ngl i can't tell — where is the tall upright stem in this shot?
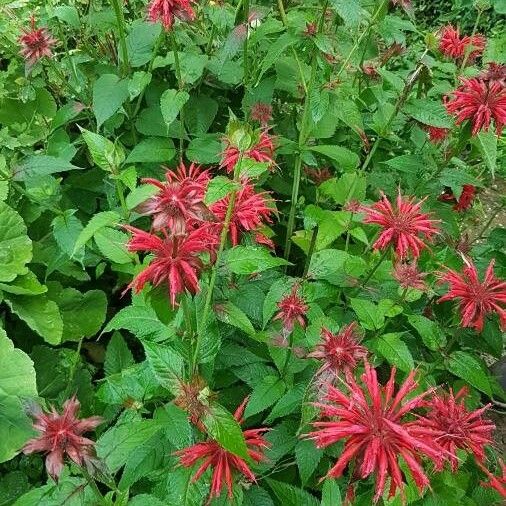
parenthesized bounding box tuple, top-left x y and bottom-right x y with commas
(110, 0, 129, 76)
(243, 0, 250, 85)
(171, 31, 185, 160)
(458, 9, 482, 76)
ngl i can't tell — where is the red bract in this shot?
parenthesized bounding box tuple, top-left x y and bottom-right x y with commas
(273, 283, 308, 331)
(23, 396, 102, 480)
(438, 258, 506, 332)
(210, 180, 274, 246)
(481, 62, 506, 87)
(19, 16, 57, 64)
(410, 387, 494, 471)
(147, 0, 195, 30)
(220, 130, 275, 174)
(307, 323, 368, 381)
(306, 362, 441, 503)
(175, 398, 270, 500)
(392, 261, 428, 291)
(445, 78, 506, 136)
(426, 126, 450, 143)
(138, 162, 212, 234)
(453, 184, 476, 212)
(124, 225, 218, 306)
(439, 25, 485, 61)
(250, 103, 272, 125)
(480, 460, 506, 498)
(361, 190, 439, 259)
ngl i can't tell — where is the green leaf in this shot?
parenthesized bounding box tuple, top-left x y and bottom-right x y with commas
(321, 480, 342, 506)
(179, 53, 209, 84)
(407, 314, 446, 351)
(202, 403, 249, 460)
(51, 101, 84, 130)
(104, 333, 134, 376)
(128, 495, 166, 506)
(447, 351, 492, 396)
(128, 71, 152, 100)
(319, 172, 366, 205)
(126, 184, 159, 210)
(204, 176, 239, 205)
(126, 20, 161, 67)
(0, 271, 46, 296)
(295, 439, 323, 485)
(143, 341, 184, 394)
(13, 155, 83, 181)
(80, 128, 125, 172)
(215, 302, 256, 336)
(309, 145, 359, 171)
(266, 383, 305, 424)
(93, 74, 129, 128)
(330, 0, 364, 26)
(223, 246, 289, 275)
(52, 210, 84, 258)
(94, 228, 133, 264)
(262, 277, 295, 328)
(185, 95, 218, 134)
(0, 202, 32, 283)
(104, 304, 170, 341)
(4, 294, 63, 345)
(350, 298, 385, 330)
(439, 168, 482, 199)
(369, 333, 414, 372)
(72, 211, 121, 255)
(187, 135, 221, 164)
(244, 376, 286, 418)
(160, 89, 190, 128)
(473, 130, 497, 177)
(266, 479, 319, 506)
(257, 32, 298, 83)
(53, 6, 80, 27)
(403, 99, 452, 128)
(126, 137, 176, 163)
(309, 250, 367, 286)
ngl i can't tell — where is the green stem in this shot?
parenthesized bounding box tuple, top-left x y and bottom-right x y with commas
(64, 337, 84, 398)
(303, 226, 318, 277)
(470, 204, 503, 245)
(360, 248, 389, 289)
(277, 0, 288, 25)
(243, 0, 250, 85)
(81, 466, 105, 505)
(171, 31, 185, 160)
(45, 58, 83, 100)
(281, 330, 295, 377)
(110, 0, 129, 76)
(457, 9, 482, 76)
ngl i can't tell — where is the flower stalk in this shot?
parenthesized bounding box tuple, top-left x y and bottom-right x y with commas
(110, 0, 129, 76)
(171, 30, 185, 160)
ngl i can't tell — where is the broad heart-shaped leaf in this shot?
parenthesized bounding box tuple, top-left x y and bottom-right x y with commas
(160, 89, 190, 128)
(4, 294, 63, 345)
(202, 403, 249, 460)
(308, 145, 359, 171)
(72, 211, 121, 255)
(126, 19, 161, 67)
(12, 155, 83, 181)
(407, 314, 447, 351)
(223, 246, 290, 275)
(0, 202, 32, 283)
(447, 351, 492, 396)
(143, 341, 184, 395)
(368, 333, 414, 372)
(244, 376, 286, 418)
(473, 130, 497, 178)
(321, 480, 342, 506)
(104, 332, 134, 376)
(92, 74, 129, 128)
(126, 137, 176, 163)
(403, 98, 452, 128)
(266, 478, 319, 506)
(80, 128, 125, 172)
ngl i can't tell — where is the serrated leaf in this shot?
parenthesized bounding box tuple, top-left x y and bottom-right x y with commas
(126, 184, 159, 210)
(350, 298, 385, 330)
(80, 128, 125, 172)
(12, 155, 83, 181)
(52, 210, 84, 259)
(407, 314, 446, 351)
(266, 479, 319, 506)
(257, 32, 298, 83)
(319, 172, 366, 205)
(126, 137, 176, 163)
(369, 333, 414, 372)
(94, 227, 133, 264)
(330, 0, 364, 26)
(266, 383, 305, 423)
(72, 211, 120, 255)
(244, 376, 286, 418)
(321, 480, 342, 506)
(447, 351, 492, 396)
(474, 130, 497, 177)
(0, 271, 46, 296)
(309, 145, 359, 171)
(126, 20, 161, 67)
(403, 99, 452, 128)
(93, 74, 129, 128)
(223, 246, 289, 275)
(105, 332, 134, 376)
(309, 250, 367, 285)
(295, 439, 323, 485)
(160, 89, 190, 128)
(216, 302, 255, 336)
(204, 176, 239, 205)
(143, 341, 184, 394)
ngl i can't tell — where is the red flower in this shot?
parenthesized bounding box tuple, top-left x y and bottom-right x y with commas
(481, 62, 506, 87)
(147, 0, 195, 30)
(410, 387, 494, 471)
(453, 184, 476, 212)
(445, 78, 506, 136)
(307, 323, 368, 381)
(250, 103, 272, 126)
(220, 130, 275, 174)
(361, 190, 439, 259)
(124, 225, 218, 306)
(438, 258, 506, 332)
(19, 16, 57, 64)
(480, 460, 506, 498)
(392, 261, 428, 291)
(23, 396, 102, 480)
(426, 126, 450, 143)
(138, 162, 212, 235)
(175, 398, 270, 500)
(439, 25, 485, 61)
(273, 283, 308, 331)
(210, 180, 274, 246)
(306, 362, 441, 503)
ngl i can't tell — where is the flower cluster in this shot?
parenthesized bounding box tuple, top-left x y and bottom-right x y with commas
(19, 15, 57, 64)
(147, 0, 196, 31)
(439, 25, 485, 62)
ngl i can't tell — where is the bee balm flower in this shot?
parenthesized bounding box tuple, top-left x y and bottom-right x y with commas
(19, 16, 57, 64)
(147, 0, 195, 30)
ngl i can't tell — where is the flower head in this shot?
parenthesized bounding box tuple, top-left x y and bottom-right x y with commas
(426, 126, 450, 144)
(147, 0, 195, 30)
(220, 130, 275, 174)
(23, 396, 102, 480)
(124, 225, 218, 306)
(210, 180, 274, 246)
(306, 362, 441, 503)
(250, 103, 272, 126)
(360, 190, 439, 259)
(273, 283, 308, 331)
(304, 166, 333, 185)
(138, 162, 213, 235)
(176, 398, 270, 500)
(480, 460, 506, 498)
(307, 323, 368, 381)
(410, 387, 494, 471)
(438, 257, 506, 332)
(439, 25, 485, 61)
(19, 16, 57, 64)
(480, 62, 506, 87)
(392, 261, 428, 291)
(454, 184, 476, 212)
(174, 376, 214, 431)
(445, 78, 506, 136)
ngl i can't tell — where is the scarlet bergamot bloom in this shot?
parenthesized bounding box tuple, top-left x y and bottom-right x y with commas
(19, 15, 57, 64)
(273, 283, 308, 332)
(147, 0, 195, 31)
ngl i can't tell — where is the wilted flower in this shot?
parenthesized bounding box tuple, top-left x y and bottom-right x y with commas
(379, 43, 405, 65)
(147, 0, 195, 30)
(304, 166, 333, 185)
(391, 0, 413, 13)
(438, 257, 506, 331)
(174, 376, 214, 431)
(175, 397, 270, 500)
(343, 200, 361, 213)
(19, 16, 57, 64)
(23, 397, 102, 480)
(445, 78, 506, 136)
(306, 362, 442, 503)
(307, 323, 368, 381)
(124, 225, 218, 306)
(480, 62, 506, 87)
(360, 190, 439, 259)
(211, 180, 274, 246)
(273, 283, 308, 331)
(426, 126, 450, 143)
(138, 163, 213, 235)
(410, 387, 494, 471)
(479, 460, 506, 498)
(392, 261, 428, 291)
(250, 103, 272, 125)
(303, 22, 317, 37)
(362, 63, 379, 79)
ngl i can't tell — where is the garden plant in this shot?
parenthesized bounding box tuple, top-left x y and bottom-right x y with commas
(0, 0, 505, 504)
